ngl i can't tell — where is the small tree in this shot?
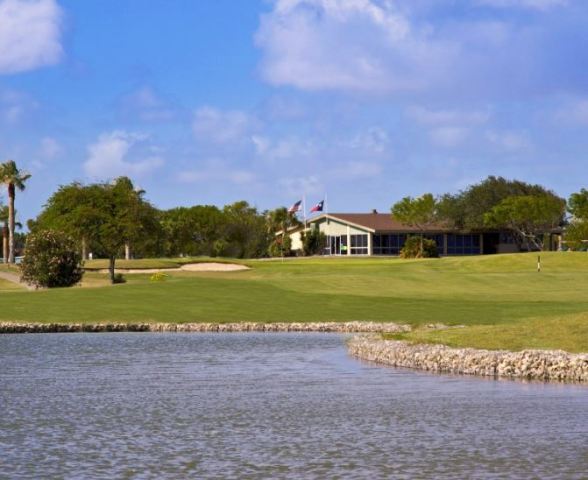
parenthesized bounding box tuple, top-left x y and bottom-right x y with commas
(0, 160, 31, 263)
(568, 188, 588, 221)
(302, 228, 326, 256)
(269, 234, 292, 257)
(21, 230, 84, 288)
(484, 194, 565, 251)
(267, 207, 301, 258)
(400, 236, 439, 258)
(565, 221, 588, 250)
(391, 193, 438, 256)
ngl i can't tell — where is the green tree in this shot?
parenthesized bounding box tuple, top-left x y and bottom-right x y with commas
(391, 193, 438, 256)
(111, 177, 161, 260)
(302, 227, 326, 256)
(564, 221, 588, 250)
(267, 207, 301, 258)
(438, 176, 560, 230)
(0, 160, 31, 263)
(33, 182, 104, 260)
(160, 205, 225, 256)
(568, 188, 588, 220)
(33, 178, 159, 283)
(484, 194, 565, 250)
(97, 178, 160, 282)
(222, 201, 270, 258)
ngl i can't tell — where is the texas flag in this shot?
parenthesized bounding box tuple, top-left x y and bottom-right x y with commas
(288, 200, 302, 213)
(310, 200, 324, 213)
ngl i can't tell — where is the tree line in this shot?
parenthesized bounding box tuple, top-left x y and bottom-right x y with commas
(3, 157, 588, 276)
(392, 176, 587, 256)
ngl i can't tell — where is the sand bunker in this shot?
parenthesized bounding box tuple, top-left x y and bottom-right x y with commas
(97, 262, 249, 274)
(179, 263, 249, 272)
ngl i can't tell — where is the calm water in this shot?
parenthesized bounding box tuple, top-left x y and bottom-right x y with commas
(0, 333, 587, 479)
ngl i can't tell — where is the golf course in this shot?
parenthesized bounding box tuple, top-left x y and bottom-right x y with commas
(1, 251, 587, 353)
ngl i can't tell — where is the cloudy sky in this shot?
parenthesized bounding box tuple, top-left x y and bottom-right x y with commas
(2, 0, 588, 221)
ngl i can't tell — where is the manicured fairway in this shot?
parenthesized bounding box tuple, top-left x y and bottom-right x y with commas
(1, 252, 587, 351)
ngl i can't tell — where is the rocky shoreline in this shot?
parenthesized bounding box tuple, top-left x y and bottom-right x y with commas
(348, 335, 588, 383)
(4, 322, 586, 383)
(0, 321, 411, 335)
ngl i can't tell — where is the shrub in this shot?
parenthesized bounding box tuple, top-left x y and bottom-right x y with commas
(564, 221, 588, 251)
(268, 235, 292, 257)
(400, 236, 439, 259)
(113, 273, 127, 284)
(302, 228, 327, 256)
(150, 272, 169, 282)
(20, 230, 84, 288)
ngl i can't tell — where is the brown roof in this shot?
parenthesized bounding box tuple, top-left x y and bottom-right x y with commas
(313, 213, 450, 233)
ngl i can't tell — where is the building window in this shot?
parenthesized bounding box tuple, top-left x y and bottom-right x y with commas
(373, 234, 407, 255)
(446, 234, 481, 255)
(350, 234, 368, 255)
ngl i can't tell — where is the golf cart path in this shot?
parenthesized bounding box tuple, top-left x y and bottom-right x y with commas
(0, 270, 35, 290)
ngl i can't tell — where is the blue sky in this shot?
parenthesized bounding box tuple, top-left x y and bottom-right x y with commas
(2, 0, 588, 222)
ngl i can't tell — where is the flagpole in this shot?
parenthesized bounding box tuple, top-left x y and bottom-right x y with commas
(303, 194, 307, 229)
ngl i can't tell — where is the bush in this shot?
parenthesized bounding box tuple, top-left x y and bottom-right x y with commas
(150, 272, 169, 282)
(564, 221, 588, 251)
(302, 228, 327, 256)
(113, 273, 127, 284)
(268, 235, 292, 257)
(21, 230, 84, 288)
(400, 236, 439, 259)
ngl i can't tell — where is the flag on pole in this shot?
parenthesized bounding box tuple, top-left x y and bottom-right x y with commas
(310, 200, 324, 213)
(288, 200, 302, 213)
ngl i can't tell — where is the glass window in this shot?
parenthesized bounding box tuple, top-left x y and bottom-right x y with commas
(350, 234, 368, 255)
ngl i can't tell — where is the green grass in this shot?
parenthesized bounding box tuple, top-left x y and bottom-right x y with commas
(385, 313, 588, 353)
(0, 278, 23, 292)
(1, 252, 587, 352)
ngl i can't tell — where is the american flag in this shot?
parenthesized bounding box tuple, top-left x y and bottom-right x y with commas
(288, 200, 302, 213)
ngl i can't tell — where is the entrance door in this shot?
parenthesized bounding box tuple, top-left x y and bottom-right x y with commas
(329, 236, 347, 255)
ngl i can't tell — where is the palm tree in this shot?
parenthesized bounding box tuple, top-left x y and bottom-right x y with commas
(0, 205, 8, 264)
(267, 207, 301, 257)
(0, 161, 31, 263)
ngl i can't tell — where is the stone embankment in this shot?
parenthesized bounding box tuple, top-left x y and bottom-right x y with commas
(0, 321, 410, 335)
(348, 336, 588, 383)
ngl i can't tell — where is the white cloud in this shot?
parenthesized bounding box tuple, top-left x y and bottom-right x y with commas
(278, 175, 323, 196)
(84, 131, 164, 179)
(252, 135, 315, 163)
(406, 106, 490, 126)
(118, 86, 178, 122)
(0, 89, 39, 124)
(0, 0, 64, 74)
(347, 127, 390, 154)
(429, 127, 469, 147)
(476, 0, 567, 10)
(333, 160, 383, 179)
(177, 159, 256, 185)
(193, 107, 261, 144)
(40, 136, 62, 159)
(486, 130, 531, 151)
(255, 0, 456, 93)
(556, 99, 588, 125)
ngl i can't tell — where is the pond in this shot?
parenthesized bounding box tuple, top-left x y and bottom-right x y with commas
(1, 333, 586, 479)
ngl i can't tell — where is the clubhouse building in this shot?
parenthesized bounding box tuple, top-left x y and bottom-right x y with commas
(288, 211, 560, 256)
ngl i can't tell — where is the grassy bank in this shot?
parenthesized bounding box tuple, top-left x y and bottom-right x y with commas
(0, 252, 587, 352)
